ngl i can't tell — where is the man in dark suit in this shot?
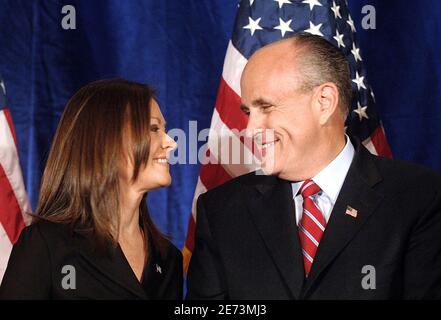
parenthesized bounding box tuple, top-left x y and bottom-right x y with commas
(186, 34, 441, 299)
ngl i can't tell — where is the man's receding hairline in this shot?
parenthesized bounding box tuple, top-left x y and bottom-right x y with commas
(251, 37, 309, 71)
(242, 37, 312, 92)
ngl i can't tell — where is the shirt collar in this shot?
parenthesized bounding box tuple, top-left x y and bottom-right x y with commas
(291, 135, 355, 204)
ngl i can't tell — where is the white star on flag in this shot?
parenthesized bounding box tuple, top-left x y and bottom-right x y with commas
(274, 18, 294, 37)
(333, 29, 345, 48)
(274, 0, 292, 8)
(347, 14, 356, 32)
(353, 102, 369, 121)
(352, 71, 367, 90)
(249, 0, 255, 6)
(304, 21, 323, 36)
(243, 17, 263, 36)
(302, 0, 322, 11)
(0, 80, 5, 94)
(351, 43, 363, 62)
(331, 1, 342, 19)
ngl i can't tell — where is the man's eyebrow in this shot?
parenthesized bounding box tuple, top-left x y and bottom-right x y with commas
(240, 98, 275, 113)
(240, 104, 249, 112)
(252, 97, 274, 107)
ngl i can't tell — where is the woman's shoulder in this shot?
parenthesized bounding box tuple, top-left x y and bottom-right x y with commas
(165, 239, 182, 259)
(7, 219, 73, 270)
(153, 236, 182, 263)
(20, 218, 73, 243)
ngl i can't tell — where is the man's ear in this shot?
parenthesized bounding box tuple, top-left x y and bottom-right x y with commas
(313, 82, 339, 125)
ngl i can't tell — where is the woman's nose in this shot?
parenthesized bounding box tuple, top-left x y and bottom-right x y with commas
(164, 133, 177, 151)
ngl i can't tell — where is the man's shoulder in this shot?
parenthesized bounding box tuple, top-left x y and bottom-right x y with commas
(352, 137, 441, 188)
(366, 153, 441, 204)
(373, 155, 441, 186)
(199, 171, 276, 202)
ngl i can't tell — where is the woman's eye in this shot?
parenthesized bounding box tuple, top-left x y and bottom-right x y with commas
(150, 125, 160, 132)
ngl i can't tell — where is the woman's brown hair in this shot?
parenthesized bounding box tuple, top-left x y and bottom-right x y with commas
(35, 78, 167, 256)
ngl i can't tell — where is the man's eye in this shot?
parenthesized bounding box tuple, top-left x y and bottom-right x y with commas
(261, 105, 272, 112)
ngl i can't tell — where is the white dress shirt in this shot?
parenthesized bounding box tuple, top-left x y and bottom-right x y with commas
(291, 135, 355, 226)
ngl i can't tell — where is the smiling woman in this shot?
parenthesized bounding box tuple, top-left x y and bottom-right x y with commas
(0, 78, 182, 300)
(119, 99, 177, 193)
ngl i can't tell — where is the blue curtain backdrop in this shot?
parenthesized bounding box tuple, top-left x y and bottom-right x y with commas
(1, 0, 440, 249)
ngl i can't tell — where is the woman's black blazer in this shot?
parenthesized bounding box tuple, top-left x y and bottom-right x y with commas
(0, 220, 183, 300)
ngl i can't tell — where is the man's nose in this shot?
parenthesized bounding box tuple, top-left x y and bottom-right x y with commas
(245, 112, 264, 138)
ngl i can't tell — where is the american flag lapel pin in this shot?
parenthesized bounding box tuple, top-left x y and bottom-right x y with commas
(155, 263, 162, 274)
(345, 205, 358, 218)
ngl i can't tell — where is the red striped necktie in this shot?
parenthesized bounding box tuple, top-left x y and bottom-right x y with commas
(298, 179, 327, 277)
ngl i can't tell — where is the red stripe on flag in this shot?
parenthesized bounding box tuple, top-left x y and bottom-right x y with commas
(0, 164, 26, 244)
(371, 125, 393, 158)
(215, 79, 247, 131)
(184, 79, 259, 261)
(184, 160, 233, 252)
(3, 108, 18, 147)
(199, 159, 233, 191)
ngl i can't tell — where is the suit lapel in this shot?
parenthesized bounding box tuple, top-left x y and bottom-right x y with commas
(72, 231, 148, 299)
(245, 174, 305, 299)
(301, 142, 384, 298)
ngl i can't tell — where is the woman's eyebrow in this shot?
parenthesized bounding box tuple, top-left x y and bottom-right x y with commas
(151, 116, 166, 126)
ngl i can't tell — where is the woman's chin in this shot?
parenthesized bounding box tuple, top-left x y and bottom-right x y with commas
(161, 177, 172, 188)
(136, 171, 173, 192)
(149, 176, 172, 191)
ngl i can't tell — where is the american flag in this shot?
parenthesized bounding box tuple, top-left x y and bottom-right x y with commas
(0, 76, 32, 283)
(183, 0, 392, 271)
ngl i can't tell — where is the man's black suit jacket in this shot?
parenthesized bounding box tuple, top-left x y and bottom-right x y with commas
(0, 220, 183, 299)
(187, 140, 441, 299)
